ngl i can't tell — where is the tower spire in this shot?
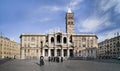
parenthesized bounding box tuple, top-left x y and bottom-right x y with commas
(67, 8, 72, 13)
(66, 8, 74, 34)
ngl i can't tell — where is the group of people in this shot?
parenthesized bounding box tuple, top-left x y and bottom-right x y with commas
(39, 56, 64, 66)
(48, 56, 64, 63)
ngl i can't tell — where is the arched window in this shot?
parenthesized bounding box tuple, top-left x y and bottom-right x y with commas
(68, 22, 70, 24)
(71, 22, 73, 24)
(51, 37, 54, 43)
(63, 37, 67, 43)
(57, 35, 61, 43)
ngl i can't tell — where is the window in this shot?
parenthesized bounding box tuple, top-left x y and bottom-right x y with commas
(68, 22, 70, 24)
(25, 49, 26, 52)
(24, 44, 26, 47)
(83, 44, 86, 47)
(116, 41, 120, 47)
(45, 49, 48, 56)
(31, 37, 35, 41)
(51, 37, 54, 43)
(91, 50, 93, 54)
(36, 49, 38, 53)
(28, 49, 29, 52)
(71, 22, 73, 24)
(24, 37, 26, 41)
(57, 35, 61, 43)
(82, 37, 86, 42)
(63, 37, 67, 43)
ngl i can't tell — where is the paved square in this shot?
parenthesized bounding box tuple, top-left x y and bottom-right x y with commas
(0, 59, 120, 71)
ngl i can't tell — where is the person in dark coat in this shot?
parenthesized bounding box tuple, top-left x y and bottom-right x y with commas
(51, 56, 53, 62)
(40, 56, 44, 66)
(53, 57, 56, 62)
(61, 57, 63, 62)
(56, 56, 59, 63)
(48, 56, 51, 62)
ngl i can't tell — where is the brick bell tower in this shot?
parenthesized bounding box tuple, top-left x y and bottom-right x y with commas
(66, 8, 74, 34)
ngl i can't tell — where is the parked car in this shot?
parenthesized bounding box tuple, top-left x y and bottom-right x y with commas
(117, 57, 120, 60)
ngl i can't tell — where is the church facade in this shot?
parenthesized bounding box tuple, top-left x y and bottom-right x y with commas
(20, 9, 98, 59)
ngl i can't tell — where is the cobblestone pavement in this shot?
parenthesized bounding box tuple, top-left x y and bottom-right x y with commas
(0, 59, 120, 71)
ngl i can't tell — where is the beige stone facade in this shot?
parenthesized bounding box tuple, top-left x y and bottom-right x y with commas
(0, 36, 20, 59)
(20, 34, 46, 59)
(72, 34, 98, 58)
(98, 36, 120, 59)
(20, 9, 98, 59)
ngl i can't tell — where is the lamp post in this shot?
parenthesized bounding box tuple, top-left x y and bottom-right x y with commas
(41, 41, 42, 56)
(73, 42, 75, 57)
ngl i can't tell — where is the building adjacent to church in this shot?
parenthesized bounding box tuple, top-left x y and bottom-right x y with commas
(0, 36, 20, 59)
(98, 35, 120, 59)
(20, 9, 98, 59)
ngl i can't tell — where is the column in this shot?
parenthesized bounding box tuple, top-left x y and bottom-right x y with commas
(61, 49, 63, 57)
(61, 36, 63, 45)
(21, 49, 25, 59)
(38, 49, 40, 59)
(67, 49, 69, 57)
(42, 49, 45, 56)
(86, 37, 88, 47)
(55, 35, 57, 45)
(54, 48, 57, 56)
(48, 48, 51, 56)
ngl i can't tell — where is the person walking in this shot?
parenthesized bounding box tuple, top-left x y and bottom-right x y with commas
(48, 56, 51, 62)
(61, 57, 63, 62)
(40, 56, 44, 66)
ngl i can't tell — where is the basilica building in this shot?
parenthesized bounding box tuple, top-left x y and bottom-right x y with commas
(20, 9, 98, 59)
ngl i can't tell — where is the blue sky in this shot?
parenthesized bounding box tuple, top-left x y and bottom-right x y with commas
(0, 0, 120, 43)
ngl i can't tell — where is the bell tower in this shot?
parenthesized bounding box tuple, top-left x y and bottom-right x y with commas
(66, 8, 74, 34)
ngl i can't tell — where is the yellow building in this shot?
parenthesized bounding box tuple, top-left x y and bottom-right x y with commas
(0, 36, 20, 59)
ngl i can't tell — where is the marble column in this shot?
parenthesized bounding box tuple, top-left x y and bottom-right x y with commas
(42, 49, 45, 56)
(67, 49, 70, 57)
(48, 48, 51, 56)
(61, 49, 63, 57)
(54, 48, 57, 56)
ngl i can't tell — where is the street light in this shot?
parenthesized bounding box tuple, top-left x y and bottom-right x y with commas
(41, 41, 43, 56)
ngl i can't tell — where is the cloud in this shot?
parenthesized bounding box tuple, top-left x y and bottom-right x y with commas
(77, 13, 111, 33)
(42, 6, 64, 12)
(98, 28, 120, 42)
(39, 0, 83, 12)
(99, 0, 120, 13)
(69, 0, 83, 10)
(77, 0, 120, 34)
(70, 0, 83, 7)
